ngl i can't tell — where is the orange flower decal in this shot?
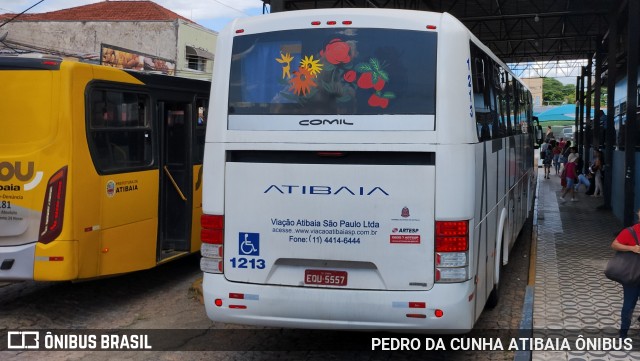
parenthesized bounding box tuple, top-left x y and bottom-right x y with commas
(289, 67, 317, 96)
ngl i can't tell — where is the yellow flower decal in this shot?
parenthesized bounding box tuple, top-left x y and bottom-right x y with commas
(300, 55, 323, 77)
(289, 67, 317, 96)
(276, 52, 294, 79)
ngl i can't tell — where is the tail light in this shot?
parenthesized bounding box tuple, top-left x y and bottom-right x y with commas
(38, 166, 68, 244)
(434, 220, 469, 283)
(201, 214, 224, 273)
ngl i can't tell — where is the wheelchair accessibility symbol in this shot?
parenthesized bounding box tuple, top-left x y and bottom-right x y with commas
(239, 232, 260, 256)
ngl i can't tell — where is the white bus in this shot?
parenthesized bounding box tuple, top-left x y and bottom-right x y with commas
(200, 8, 539, 331)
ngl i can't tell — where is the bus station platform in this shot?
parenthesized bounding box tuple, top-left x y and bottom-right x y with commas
(530, 168, 639, 360)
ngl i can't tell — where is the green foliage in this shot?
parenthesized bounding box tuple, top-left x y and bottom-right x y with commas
(543, 78, 576, 105)
(542, 77, 607, 107)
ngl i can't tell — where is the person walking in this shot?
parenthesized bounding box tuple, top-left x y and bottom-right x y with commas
(543, 140, 554, 179)
(560, 148, 578, 202)
(559, 140, 572, 171)
(552, 140, 562, 175)
(611, 210, 640, 338)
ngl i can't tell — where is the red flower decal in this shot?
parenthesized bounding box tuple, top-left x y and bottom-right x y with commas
(373, 78, 385, 91)
(343, 70, 356, 83)
(357, 72, 374, 89)
(368, 94, 389, 109)
(320, 38, 351, 65)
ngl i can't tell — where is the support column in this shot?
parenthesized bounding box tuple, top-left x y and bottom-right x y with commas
(594, 40, 603, 148)
(604, 1, 619, 210)
(585, 57, 593, 169)
(268, 0, 284, 13)
(578, 67, 585, 158)
(624, 0, 639, 226)
(575, 76, 581, 149)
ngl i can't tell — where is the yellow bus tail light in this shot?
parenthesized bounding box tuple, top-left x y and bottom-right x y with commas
(38, 166, 68, 245)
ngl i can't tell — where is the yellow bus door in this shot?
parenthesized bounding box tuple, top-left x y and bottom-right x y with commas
(158, 100, 193, 261)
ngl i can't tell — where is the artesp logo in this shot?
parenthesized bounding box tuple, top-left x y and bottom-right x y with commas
(7, 331, 40, 349)
(0, 161, 44, 191)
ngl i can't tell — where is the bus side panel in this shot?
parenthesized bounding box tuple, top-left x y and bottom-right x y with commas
(98, 170, 158, 275)
(70, 63, 101, 279)
(34, 241, 79, 280)
(99, 219, 157, 275)
(31, 63, 78, 281)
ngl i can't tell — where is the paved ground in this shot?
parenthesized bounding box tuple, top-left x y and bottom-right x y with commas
(532, 167, 640, 360)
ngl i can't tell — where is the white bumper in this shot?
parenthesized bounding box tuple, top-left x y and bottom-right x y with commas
(203, 273, 476, 332)
(0, 243, 35, 281)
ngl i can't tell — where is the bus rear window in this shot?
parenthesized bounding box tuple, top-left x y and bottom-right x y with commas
(229, 28, 436, 117)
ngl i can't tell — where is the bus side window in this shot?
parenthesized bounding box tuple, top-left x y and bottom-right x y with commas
(471, 45, 492, 141)
(194, 99, 208, 164)
(88, 89, 153, 173)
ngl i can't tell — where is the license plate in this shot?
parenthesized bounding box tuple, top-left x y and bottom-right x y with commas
(304, 269, 348, 286)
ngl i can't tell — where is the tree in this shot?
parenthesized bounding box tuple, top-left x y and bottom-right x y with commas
(543, 77, 576, 105)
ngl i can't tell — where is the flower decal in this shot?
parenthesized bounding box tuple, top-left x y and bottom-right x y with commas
(355, 58, 395, 109)
(300, 55, 323, 77)
(275, 38, 394, 109)
(320, 38, 351, 65)
(343, 70, 356, 83)
(289, 67, 317, 96)
(276, 52, 294, 79)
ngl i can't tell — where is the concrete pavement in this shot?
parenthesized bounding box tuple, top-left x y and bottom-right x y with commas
(532, 168, 640, 360)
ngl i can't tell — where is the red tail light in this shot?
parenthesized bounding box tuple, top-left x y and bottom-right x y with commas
(38, 166, 68, 244)
(435, 220, 469, 252)
(201, 214, 224, 244)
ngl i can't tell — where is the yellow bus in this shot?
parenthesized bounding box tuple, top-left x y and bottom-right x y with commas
(0, 55, 210, 281)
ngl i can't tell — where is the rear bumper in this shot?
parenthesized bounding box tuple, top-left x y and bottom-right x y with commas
(0, 243, 35, 281)
(203, 273, 476, 332)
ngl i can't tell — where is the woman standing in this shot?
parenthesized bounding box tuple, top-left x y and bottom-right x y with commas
(560, 148, 578, 201)
(545, 125, 554, 141)
(611, 210, 640, 338)
(592, 150, 604, 197)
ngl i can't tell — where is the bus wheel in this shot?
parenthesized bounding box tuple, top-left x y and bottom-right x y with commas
(486, 261, 502, 309)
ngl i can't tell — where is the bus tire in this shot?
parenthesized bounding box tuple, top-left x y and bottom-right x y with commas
(486, 233, 504, 309)
(486, 261, 502, 309)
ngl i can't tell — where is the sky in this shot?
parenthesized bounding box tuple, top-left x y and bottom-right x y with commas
(0, 0, 266, 32)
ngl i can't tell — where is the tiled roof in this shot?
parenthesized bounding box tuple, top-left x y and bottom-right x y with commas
(0, 1, 193, 23)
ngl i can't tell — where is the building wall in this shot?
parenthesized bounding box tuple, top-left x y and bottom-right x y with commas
(522, 77, 544, 108)
(176, 20, 217, 81)
(4, 21, 178, 61)
(3, 19, 217, 80)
